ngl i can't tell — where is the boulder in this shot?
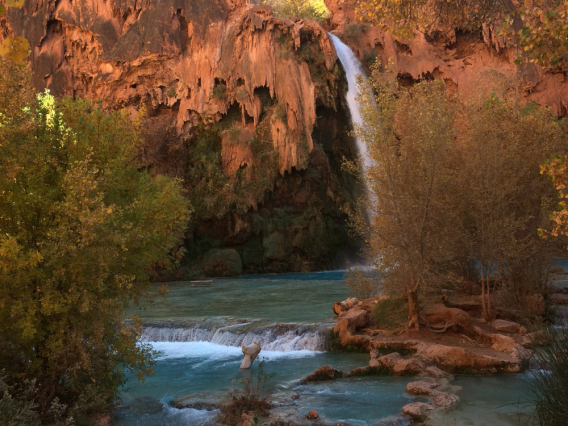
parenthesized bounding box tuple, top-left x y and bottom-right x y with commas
(332, 307, 368, 347)
(374, 352, 402, 370)
(203, 249, 242, 277)
(550, 293, 568, 305)
(240, 342, 261, 369)
(392, 355, 431, 376)
(305, 410, 319, 420)
(423, 366, 449, 378)
(491, 319, 521, 334)
(402, 402, 434, 422)
(303, 365, 344, 382)
(418, 344, 519, 373)
(424, 304, 472, 332)
(263, 232, 289, 261)
(406, 381, 440, 395)
(332, 302, 343, 315)
(489, 334, 517, 352)
(432, 391, 460, 408)
(521, 330, 548, 346)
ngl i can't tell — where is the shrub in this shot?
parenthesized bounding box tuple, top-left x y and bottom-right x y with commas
(532, 326, 568, 425)
(373, 297, 408, 331)
(0, 59, 190, 422)
(212, 83, 227, 99)
(219, 360, 274, 425)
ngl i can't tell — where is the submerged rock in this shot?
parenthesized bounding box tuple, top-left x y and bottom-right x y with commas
(302, 365, 345, 382)
(305, 409, 319, 419)
(401, 402, 434, 422)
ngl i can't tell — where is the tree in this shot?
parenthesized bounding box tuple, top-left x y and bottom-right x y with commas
(455, 78, 566, 320)
(353, 64, 566, 328)
(262, 0, 330, 20)
(0, 59, 191, 423)
(353, 0, 568, 68)
(354, 65, 457, 330)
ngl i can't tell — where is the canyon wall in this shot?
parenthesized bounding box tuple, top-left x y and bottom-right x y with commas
(1, 0, 362, 275)
(324, 0, 568, 117)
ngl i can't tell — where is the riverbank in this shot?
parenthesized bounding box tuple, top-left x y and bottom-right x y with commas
(110, 272, 546, 425)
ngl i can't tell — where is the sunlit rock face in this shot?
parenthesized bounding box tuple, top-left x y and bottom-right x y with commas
(324, 0, 568, 117)
(4, 0, 338, 174)
(2, 0, 361, 274)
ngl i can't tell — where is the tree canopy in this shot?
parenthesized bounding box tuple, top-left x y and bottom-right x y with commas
(352, 63, 567, 324)
(0, 59, 191, 423)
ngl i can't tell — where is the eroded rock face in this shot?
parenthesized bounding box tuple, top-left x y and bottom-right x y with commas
(324, 0, 568, 117)
(3, 0, 338, 176)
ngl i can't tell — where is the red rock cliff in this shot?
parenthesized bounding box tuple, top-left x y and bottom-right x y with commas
(2, 0, 339, 174)
(324, 0, 568, 117)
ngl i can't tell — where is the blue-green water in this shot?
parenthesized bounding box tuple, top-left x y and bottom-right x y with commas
(117, 272, 536, 425)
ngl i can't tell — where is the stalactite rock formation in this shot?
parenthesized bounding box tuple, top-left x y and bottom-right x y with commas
(3, 0, 338, 175)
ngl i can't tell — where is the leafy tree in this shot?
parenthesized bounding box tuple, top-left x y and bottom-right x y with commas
(353, 64, 566, 327)
(0, 59, 191, 422)
(455, 78, 566, 320)
(353, 64, 457, 330)
(262, 0, 330, 20)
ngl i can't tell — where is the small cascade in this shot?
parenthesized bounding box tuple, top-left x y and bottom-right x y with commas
(141, 322, 330, 352)
(329, 33, 375, 198)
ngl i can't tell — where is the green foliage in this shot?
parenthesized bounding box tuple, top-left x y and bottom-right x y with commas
(363, 50, 378, 67)
(262, 0, 330, 21)
(0, 371, 40, 426)
(166, 87, 176, 97)
(212, 84, 227, 100)
(372, 298, 408, 331)
(186, 118, 278, 221)
(532, 327, 568, 425)
(0, 59, 190, 422)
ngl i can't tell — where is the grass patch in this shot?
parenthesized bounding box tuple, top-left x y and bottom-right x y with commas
(532, 326, 568, 425)
(373, 297, 407, 331)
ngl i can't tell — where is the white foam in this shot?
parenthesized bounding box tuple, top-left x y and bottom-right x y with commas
(141, 325, 328, 352)
(150, 341, 320, 361)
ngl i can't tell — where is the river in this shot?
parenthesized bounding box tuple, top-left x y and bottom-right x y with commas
(113, 272, 534, 425)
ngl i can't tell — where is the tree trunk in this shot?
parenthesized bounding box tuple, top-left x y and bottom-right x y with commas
(480, 261, 493, 321)
(408, 289, 420, 331)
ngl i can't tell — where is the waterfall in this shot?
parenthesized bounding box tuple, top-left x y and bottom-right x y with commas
(141, 322, 330, 352)
(329, 33, 376, 218)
